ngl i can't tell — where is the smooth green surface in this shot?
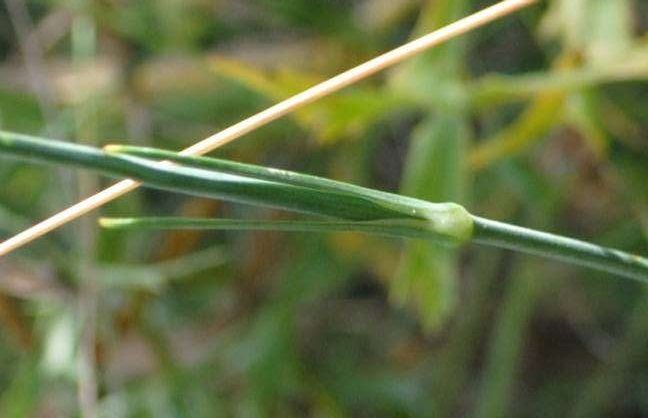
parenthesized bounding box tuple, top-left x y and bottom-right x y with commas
(2, 129, 647, 281)
(472, 217, 648, 283)
(99, 217, 440, 240)
(0, 130, 473, 244)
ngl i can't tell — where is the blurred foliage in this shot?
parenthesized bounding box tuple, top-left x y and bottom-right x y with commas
(389, 0, 470, 331)
(0, 0, 647, 417)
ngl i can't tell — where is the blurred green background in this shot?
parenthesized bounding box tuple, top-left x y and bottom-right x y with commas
(0, 0, 647, 416)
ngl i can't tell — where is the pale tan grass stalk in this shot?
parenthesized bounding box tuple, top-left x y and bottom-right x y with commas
(0, 0, 539, 257)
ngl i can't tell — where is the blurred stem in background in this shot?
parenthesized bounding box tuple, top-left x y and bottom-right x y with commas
(471, 169, 564, 418)
(2, 0, 62, 411)
(3, 0, 56, 121)
(4, 0, 75, 233)
(570, 292, 648, 418)
(473, 258, 548, 418)
(428, 250, 503, 417)
(391, 0, 470, 332)
(469, 52, 579, 172)
(71, 2, 99, 416)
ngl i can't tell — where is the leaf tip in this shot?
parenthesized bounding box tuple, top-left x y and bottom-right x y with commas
(102, 144, 124, 154)
(99, 217, 131, 229)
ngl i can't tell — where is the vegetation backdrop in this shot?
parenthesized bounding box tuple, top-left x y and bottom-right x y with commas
(0, 0, 647, 416)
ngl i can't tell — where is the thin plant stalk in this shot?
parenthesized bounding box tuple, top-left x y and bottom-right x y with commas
(1, 131, 647, 282)
(0, 131, 474, 243)
(1, 131, 646, 282)
(102, 145, 438, 211)
(0, 0, 539, 257)
(99, 217, 648, 282)
(70, 10, 100, 418)
(99, 147, 648, 282)
(98, 218, 443, 240)
(471, 218, 648, 283)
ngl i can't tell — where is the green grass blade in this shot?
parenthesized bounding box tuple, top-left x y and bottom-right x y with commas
(105, 144, 471, 241)
(113, 153, 407, 221)
(0, 130, 473, 242)
(472, 217, 648, 283)
(1, 130, 646, 282)
(101, 216, 648, 282)
(99, 217, 447, 241)
(103, 144, 433, 213)
(0, 130, 411, 221)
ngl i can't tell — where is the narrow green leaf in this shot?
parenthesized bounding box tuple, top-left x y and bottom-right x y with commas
(99, 216, 452, 241)
(210, 57, 410, 142)
(1, 130, 645, 281)
(472, 50, 648, 107)
(103, 144, 428, 207)
(469, 92, 566, 171)
(0, 130, 474, 243)
(0, 130, 417, 221)
(96, 246, 227, 291)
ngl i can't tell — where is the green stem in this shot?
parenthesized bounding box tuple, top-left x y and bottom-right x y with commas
(99, 217, 439, 240)
(101, 215, 648, 282)
(472, 217, 648, 283)
(104, 145, 412, 205)
(1, 130, 647, 282)
(0, 130, 473, 243)
(0, 130, 412, 222)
